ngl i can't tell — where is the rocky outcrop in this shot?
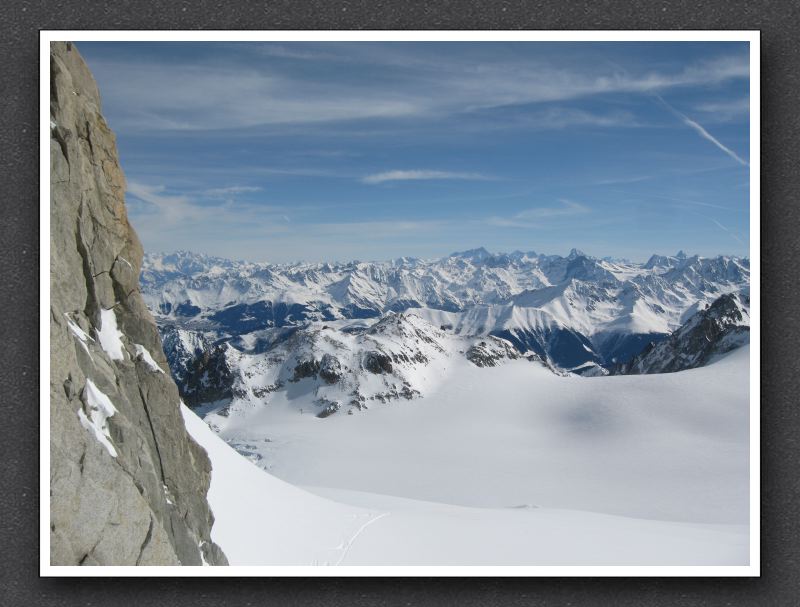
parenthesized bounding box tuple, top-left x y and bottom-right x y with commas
(49, 42, 227, 565)
(180, 344, 235, 407)
(362, 351, 393, 374)
(615, 293, 750, 375)
(465, 336, 521, 368)
(318, 353, 342, 384)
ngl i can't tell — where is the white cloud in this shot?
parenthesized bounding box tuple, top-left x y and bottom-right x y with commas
(488, 199, 590, 228)
(361, 170, 490, 185)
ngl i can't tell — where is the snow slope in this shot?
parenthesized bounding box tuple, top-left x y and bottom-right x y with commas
(183, 346, 749, 566)
(181, 404, 381, 565)
(182, 363, 749, 566)
(309, 489, 747, 566)
(206, 345, 749, 525)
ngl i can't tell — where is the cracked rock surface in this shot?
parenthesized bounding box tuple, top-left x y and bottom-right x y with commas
(49, 42, 227, 566)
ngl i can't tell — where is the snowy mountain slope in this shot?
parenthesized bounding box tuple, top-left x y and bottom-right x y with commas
(142, 248, 749, 374)
(181, 312, 537, 418)
(206, 345, 749, 525)
(413, 302, 601, 371)
(617, 293, 750, 375)
(181, 346, 750, 565)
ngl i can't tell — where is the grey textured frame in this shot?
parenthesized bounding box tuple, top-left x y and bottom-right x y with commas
(4, 1, 797, 604)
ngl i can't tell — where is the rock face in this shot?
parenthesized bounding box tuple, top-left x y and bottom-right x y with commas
(49, 42, 227, 566)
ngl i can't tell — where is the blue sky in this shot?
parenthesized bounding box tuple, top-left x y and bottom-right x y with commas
(78, 41, 750, 264)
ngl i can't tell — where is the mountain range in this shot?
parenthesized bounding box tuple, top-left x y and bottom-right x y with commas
(140, 247, 750, 416)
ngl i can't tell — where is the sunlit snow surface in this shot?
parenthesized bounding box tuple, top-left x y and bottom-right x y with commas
(133, 343, 165, 374)
(186, 347, 750, 566)
(96, 308, 125, 361)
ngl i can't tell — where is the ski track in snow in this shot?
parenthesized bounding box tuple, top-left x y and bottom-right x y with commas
(333, 512, 391, 566)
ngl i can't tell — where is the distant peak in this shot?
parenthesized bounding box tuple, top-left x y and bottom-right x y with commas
(675, 250, 688, 259)
(451, 247, 491, 261)
(567, 248, 586, 260)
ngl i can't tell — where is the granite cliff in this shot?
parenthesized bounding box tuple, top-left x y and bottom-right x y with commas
(49, 41, 227, 566)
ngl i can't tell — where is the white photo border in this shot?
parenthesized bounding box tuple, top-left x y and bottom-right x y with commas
(40, 29, 760, 578)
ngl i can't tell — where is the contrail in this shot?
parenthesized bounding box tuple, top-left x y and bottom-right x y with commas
(654, 95, 749, 167)
(680, 115, 749, 166)
(709, 217, 746, 244)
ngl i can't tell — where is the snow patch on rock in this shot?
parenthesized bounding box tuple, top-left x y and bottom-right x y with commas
(133, 343, 165, 374)
(78, 379, 118, 457)
(96, 307, 125, 361)
(64, 313, 92, 356)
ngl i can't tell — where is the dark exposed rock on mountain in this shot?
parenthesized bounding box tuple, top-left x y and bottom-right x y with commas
(363, 351, 393, 374)
(466, 337, 521, 368)
(292, 358, 321, 381)
(159, 325, 210, 388)
(181, 345, 235, 406)
(49, 42, 226, 566)
(319, 354, 343, 384)
(615, 293, 750, 375)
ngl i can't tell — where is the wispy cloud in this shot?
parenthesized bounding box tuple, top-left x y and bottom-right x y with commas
(127, 181, 288, 229)
(655, 95, 748, 166)
(465, 107, 641, 132)
(204, 185, 263, 197)
(612, 191, 732, 211)
(488, 199, 590, 228)
(126, 182, 197, 224)
(594, 175, 653, 186)
(694, 97, 749, 120)
(361, 170, 490, 185)
(85, 61, 423, 132)
(125, 179, 460, 262)
(83, 45, 749, 132)
(251, 44, 340, 62)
